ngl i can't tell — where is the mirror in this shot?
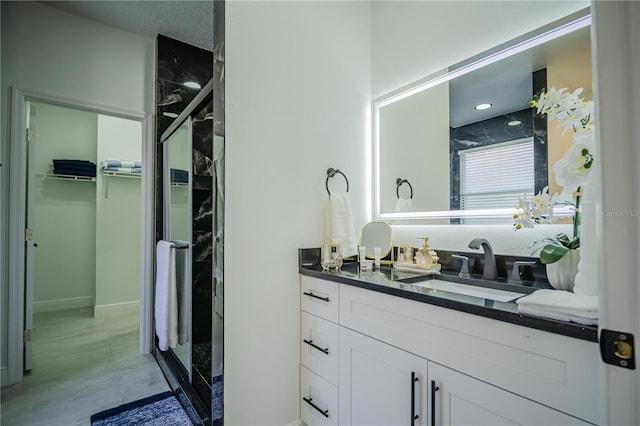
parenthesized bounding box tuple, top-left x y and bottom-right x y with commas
(163, 118, 191, 375)
(373, 10, 592, 222)
(360, 222, 393, 264)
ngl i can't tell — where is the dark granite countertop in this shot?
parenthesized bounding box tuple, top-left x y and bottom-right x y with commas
(299, 254, 598, 343)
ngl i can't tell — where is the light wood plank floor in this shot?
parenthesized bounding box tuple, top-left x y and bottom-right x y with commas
(1, 307, 170, 425)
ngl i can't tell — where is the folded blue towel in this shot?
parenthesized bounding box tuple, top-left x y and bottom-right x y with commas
(170, 168, 189, 184)
(53, 168, 97, 177)
(53, 159, 96, 168)
(101, 159, 142, 169)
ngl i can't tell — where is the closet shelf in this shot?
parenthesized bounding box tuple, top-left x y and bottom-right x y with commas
(101, 170, 142, 179)
(35, 173, 96, 182)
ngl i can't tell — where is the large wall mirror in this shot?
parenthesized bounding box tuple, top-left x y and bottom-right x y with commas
(373, 9, 592, 223)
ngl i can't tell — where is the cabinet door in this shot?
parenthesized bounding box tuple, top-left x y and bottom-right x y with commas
(429, 362, 593, 426)
(339, 327, 429, 426)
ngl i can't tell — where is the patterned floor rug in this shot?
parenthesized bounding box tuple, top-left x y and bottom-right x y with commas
(90, 391, 192, 425)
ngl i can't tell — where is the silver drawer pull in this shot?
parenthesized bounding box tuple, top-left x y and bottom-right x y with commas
(303, 291, 330, 302)
(303, 339, 329, 355)
(303, 396, 329, 418)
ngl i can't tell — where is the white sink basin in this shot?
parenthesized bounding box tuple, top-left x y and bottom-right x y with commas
(411, 279, 526, 302)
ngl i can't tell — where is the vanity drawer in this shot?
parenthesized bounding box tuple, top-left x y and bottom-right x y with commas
(301, 276, 339, 323)
(301, 311, 339, 385)
(301, 365, 338, 426)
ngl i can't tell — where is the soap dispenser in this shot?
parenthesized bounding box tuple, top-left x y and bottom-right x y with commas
(414, 237, 441, 271)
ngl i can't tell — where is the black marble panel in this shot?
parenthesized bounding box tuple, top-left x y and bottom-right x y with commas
(211, 3, 225, 424)
(191, 99, 214, 411)
(157, 35, 214, 137)
(532, 69, 549, 194)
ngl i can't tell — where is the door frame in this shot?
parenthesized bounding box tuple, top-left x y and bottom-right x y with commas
(7, 87, 154, 385)
(591, 2, 640, 424)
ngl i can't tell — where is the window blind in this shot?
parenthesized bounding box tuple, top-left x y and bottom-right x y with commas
(460, 138, 534, 212)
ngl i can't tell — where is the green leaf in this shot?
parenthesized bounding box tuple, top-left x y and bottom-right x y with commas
(567, 237, 580, 250)
(554, 233, 572, 246)
(540, 244, 570, 264)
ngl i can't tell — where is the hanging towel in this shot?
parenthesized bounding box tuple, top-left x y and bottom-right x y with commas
(516, 289, 598, 325)
(324, 193, 358, 257)
(155, 241, 179, 351)
(395, 198, 414, 213)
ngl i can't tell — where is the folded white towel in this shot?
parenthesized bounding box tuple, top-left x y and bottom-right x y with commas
(155, 241, 178, 351)
(395, 198, 414, 213)
(324, 193, 358, 257)
(516, 289, 598, 324)
(517, 305, 598, 326)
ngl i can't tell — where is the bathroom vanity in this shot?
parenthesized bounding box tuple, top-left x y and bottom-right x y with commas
(298, 256, 599, 426)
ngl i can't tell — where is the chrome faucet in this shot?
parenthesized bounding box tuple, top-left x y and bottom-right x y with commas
(468, 238, 497, 280)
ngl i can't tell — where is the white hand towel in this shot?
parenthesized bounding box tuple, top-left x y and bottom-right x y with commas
(155, 241, 179, 351)
(516, 289, 599, 324)
(395, 198, 414, 213)
(324, 193, 358, 257)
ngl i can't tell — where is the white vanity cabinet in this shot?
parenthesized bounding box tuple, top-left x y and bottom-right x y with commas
(299, 275, 599, 426)
(300, 277, 340, 426)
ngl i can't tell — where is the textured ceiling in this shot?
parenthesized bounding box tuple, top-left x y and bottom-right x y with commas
(40, 1, 214, 52)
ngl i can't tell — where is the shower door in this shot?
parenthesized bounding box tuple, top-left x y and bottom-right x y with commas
(156, 85, 215, 424)
(162, 118, 192, 377)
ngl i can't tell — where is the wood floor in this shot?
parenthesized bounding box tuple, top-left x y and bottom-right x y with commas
(1, 307, 170, 425)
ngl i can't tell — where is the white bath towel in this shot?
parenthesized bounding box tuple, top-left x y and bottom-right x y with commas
(395, 198, 414, 213)
(516, 289, 598, 325)
(155, 241, 178, 351)
(324, 193, 358, 257)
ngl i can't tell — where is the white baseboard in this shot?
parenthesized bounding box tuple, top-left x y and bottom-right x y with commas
(33, 296, 94, 313)
(94, 300, 139, 318)
(288, 420, 304, 426)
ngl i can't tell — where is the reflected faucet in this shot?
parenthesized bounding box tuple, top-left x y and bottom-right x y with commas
(468, 238, 498, 280)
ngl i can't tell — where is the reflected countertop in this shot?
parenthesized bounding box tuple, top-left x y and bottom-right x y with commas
(299, 260, 598, 343)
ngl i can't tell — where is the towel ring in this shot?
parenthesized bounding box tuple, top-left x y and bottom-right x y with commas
(396, 178, 413, 199)
(326, 168, 349, 195)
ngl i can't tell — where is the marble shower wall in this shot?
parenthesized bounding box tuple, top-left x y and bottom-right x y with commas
(154, 34, 214, 422)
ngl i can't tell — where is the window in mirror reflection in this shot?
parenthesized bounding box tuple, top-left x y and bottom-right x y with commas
(458, 138, 534, 224)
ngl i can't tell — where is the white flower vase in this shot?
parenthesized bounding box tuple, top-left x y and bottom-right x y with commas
(546, 249, 580, 292)
(573, 169, 599, 296)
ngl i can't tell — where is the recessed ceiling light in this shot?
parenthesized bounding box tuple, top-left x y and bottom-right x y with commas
(507, 120, 522, 126)
(163, 112, 178, 118)
(475, 103, 492, 110)
(183, 81, 201, 90)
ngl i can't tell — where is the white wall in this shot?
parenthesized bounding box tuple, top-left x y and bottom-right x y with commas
(95, 115, 142, 309)
(379, 83, 450, 214)
(225, 1, 371, 424)
(32, 102, 98, 312)
(371, 0, 589, 255)
(1, 1, 152, 377)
